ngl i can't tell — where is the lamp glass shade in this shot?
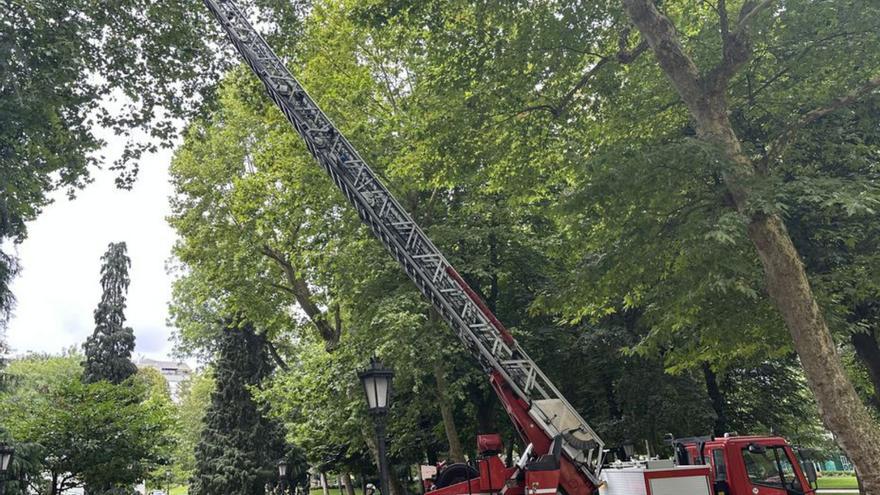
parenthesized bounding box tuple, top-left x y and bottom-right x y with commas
(278, 461, 288, 477)
(0, 445, 13, 472)
(362, 375, 390, 409)
(359, 359, 393, 413)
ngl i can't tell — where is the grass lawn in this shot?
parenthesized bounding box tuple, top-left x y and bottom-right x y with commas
(311, 489, 346, 495)
(142, 485, 187, 495)
(817, 477, 859, 490)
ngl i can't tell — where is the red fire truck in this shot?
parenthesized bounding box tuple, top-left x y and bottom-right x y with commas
(202, 2, 820, 494)
(420, 433, 818, 495)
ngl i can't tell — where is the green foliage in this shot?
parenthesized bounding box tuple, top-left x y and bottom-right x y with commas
(167, 0, 868, 477)
(83, 242, 138, 384)
(173, 370, 216, 481)
(0, 354, 174, 494)
(0, 0, 224, 322)
(190, 322, 289, 495)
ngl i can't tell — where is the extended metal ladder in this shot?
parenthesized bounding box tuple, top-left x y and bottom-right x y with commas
(203, 0, 605, 482)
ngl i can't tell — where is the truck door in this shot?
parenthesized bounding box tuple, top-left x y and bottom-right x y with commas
(707, 447, 735, 495)
(710, 449, 730, 495)
(740, 444, 804, 495)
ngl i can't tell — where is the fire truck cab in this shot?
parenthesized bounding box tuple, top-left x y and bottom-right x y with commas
(674, 435, 818, 495)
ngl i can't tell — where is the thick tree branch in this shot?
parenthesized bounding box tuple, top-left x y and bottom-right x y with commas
(765, 74, 880, 161)
(706, 0, 771, 93)
(735, 0, 775, 35)
(554, 57, 612, 114)
(266, 340, 289, 371)
(519, 31, 647, 118)
(260, 245, 341, 348)
(268, 282, 295, 295)
(621, 0, 706, 110)
(717, 0, 730, 39)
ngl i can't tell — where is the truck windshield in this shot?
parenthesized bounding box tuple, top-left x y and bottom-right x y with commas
(742, 446, 802, 492)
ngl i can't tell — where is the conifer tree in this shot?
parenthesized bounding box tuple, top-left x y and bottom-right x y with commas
(190, 321, 287, 495)
(83, 242, 138, 384)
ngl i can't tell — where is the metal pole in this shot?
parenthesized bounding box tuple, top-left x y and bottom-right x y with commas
(375, 416, 391, 495)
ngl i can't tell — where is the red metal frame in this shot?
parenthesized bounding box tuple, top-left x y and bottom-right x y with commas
(490, 372, 597, 495)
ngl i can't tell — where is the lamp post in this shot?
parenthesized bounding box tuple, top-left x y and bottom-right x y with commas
(0, 444, 14, 495)
(165, 469, 172, 495)
(359, 358, 394, 495)
(278, 460, 288, 494)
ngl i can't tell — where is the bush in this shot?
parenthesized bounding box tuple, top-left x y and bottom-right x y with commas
(819, 470, 856, 477)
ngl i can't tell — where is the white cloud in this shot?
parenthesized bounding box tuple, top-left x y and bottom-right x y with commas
(6, 137, 180, 363)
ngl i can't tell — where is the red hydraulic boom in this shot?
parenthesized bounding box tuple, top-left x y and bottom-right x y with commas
(202, 1, 605, 493)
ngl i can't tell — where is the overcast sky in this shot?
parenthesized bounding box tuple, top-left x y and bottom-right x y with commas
(5, 135, 180, 363)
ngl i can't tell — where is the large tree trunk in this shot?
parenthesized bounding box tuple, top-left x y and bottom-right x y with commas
(321, 472, 331, 495)
(702, 363, 728, 436)
(344, 473, 357, 495)
(851, 330, 880, 407)
(469, 383, 497, 434)
(433, 361, 465, 462)
(621, 1, 880, 492)
(747, 215, 880, 490)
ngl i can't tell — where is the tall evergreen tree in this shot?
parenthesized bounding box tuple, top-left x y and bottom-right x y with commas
(190, 321, 287, 495)
(83, 242, 138, 384)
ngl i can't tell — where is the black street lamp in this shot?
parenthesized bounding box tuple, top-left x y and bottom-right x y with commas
(0, 444, 14, 495)
(277, 460, 288, 494)
(359, 358, 394, 495)
(165, 469, 172, 495)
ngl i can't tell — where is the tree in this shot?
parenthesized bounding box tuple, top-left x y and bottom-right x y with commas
(173, 370, 215, 482)
(616, 0, 880, 489)
(0, 353, 173, 495)
(168, 66, 353, 354)
(174, 1, 840, 483)
(190, 321, 287, 495)
(0, 0, 223, 321)
(365, 0, 878, 481)
(83, 242, 138, 384)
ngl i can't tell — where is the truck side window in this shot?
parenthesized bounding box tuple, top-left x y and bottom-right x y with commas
(778, 451, 801, 492)
(743, 448, 784, 487)
(712, 450, 727, 481)
(742, 446, 802, 491)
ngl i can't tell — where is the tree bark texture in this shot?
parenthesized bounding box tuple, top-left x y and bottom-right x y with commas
(321, 472, 331, 495)
(433, 361, 466, 462)
(702, 363, 728, 436)
(621, 1, 880, 492)
(472, 387, 497, 434)
(344, 473, 357, 495)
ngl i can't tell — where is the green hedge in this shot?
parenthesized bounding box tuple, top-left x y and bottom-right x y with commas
(820, 470, 856, 478)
